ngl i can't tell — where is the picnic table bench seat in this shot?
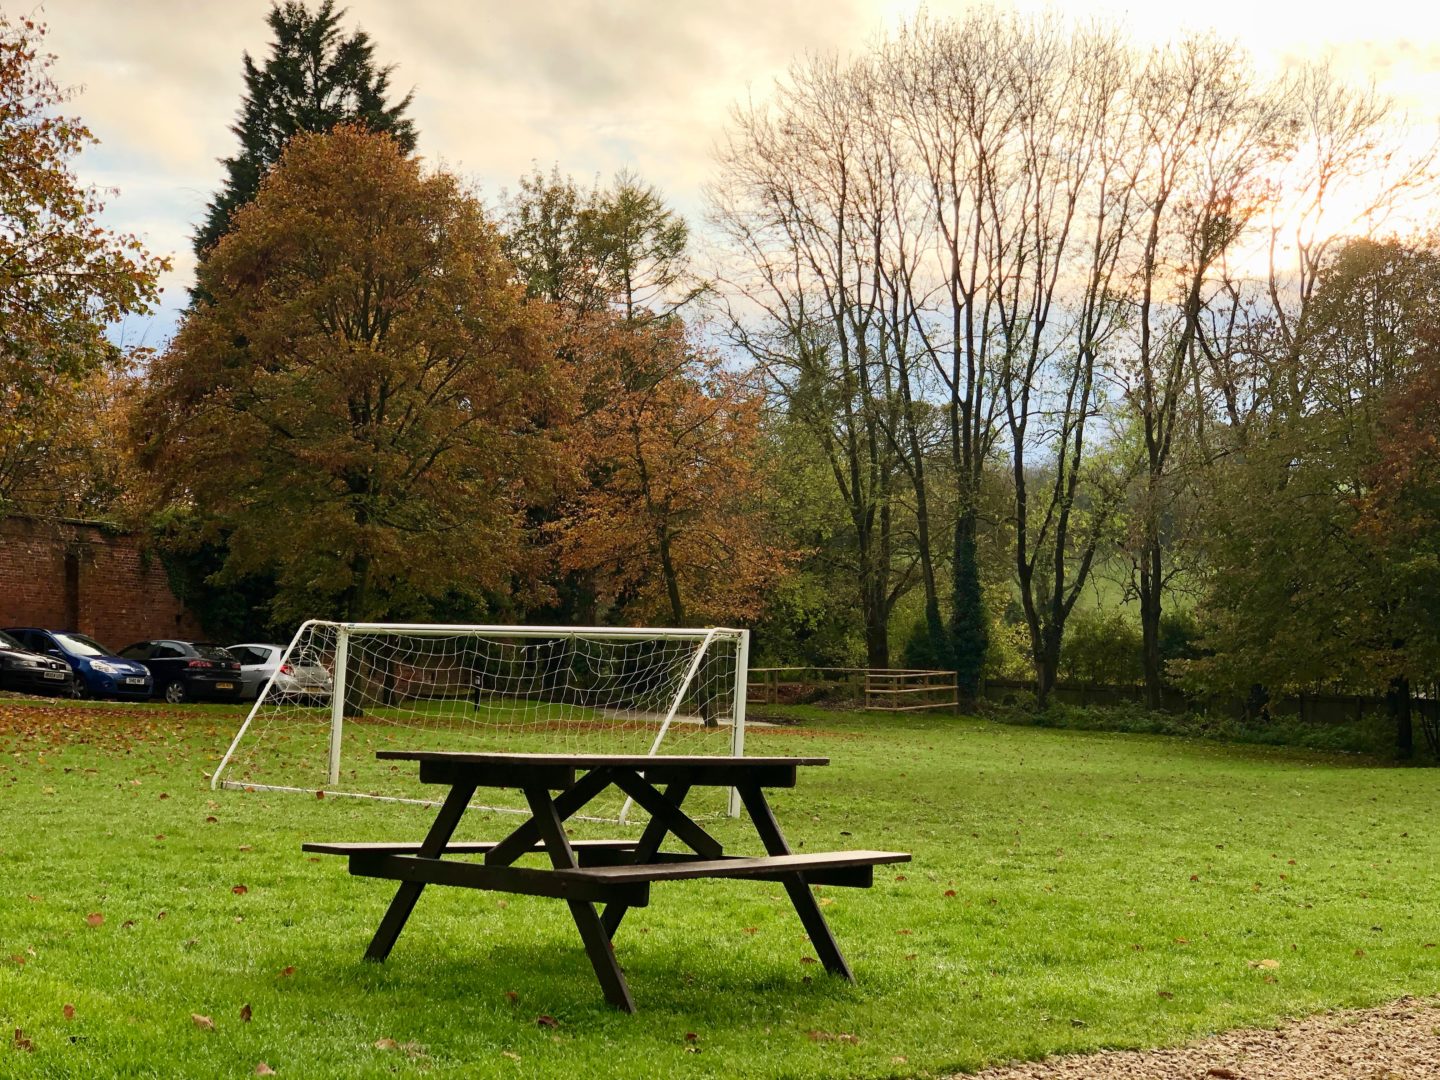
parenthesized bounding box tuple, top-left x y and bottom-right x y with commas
(305, 842, 908, 888)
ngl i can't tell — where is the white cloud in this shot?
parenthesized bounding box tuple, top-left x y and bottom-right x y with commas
(32, 0, 1440, 343)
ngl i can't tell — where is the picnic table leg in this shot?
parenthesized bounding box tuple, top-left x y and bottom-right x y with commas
(600, 781, 692, 938)
(523, 786, 637, 1013)
(736, 783, 854, 982)
(364, 782, 476, 962)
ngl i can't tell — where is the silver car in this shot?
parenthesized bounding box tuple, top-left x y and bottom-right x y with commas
(227, 643, 334, 703)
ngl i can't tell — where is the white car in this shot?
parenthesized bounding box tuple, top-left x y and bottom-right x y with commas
(227, 643, 334, 703)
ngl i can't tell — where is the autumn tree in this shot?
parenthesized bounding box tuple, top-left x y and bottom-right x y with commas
(135, 128, 565, 623)
(194, 0, 415, 259)
(551, 318, 788, 626)
(0, 14, 166, 520)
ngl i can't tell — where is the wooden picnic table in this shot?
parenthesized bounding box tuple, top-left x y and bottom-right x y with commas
(304, 751, 910, 1011)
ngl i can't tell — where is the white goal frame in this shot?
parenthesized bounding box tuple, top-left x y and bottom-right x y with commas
(211, 621, 751, 818)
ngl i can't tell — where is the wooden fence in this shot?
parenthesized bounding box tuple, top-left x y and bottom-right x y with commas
(747, 667, 958, 713)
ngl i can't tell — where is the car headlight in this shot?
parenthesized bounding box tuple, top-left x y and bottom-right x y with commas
(91, 660, 122, 675)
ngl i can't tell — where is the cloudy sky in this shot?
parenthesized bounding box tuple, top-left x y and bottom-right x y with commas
(39, 0, 1440, 344)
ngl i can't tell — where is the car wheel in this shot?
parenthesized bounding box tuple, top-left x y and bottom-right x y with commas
(69, 680, 89, 700)
(164, 681, 188, 705)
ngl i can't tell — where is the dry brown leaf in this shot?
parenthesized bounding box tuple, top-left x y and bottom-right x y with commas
(535, 1015, 559, 1029)
(374, 1038, 398, 1050)
(799, 956, 817, 964)
(255, 1065, 276, 1076)
(12, 1028, 33, 1052)
(278, 966, 295, 978)
(85, 912, 104, 927)
(807, 1030, 859, 1044)
(501, 1050, 520, 1062)
(231, 885, 248, 895)
(62, 1004, 75, 1020)
(192, 1014, 215, 1031)
(240, 1003, 252, 1022)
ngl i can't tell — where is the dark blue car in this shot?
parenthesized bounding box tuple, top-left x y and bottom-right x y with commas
(4, 628, 153, 700)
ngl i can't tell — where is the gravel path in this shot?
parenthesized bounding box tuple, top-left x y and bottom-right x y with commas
(962, 998, 1440, 1079)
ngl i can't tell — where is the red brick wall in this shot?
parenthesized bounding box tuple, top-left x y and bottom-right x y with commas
(0, 518, 203, 652)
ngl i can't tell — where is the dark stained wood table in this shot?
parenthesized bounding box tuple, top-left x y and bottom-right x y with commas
(305, 751, 910, 1011)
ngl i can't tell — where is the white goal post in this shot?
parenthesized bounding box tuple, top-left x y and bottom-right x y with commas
(212, 621, 750, 819)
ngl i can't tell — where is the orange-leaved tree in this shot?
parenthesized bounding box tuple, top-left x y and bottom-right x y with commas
(133, 127, 568, 622)
(0, 14, 166, 519)
(553, 316, 791, 626)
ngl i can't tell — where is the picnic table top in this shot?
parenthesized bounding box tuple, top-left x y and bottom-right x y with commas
(374, 751, 831, 769)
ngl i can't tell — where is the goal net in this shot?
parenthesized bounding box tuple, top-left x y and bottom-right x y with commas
(212, 622, 749, 820)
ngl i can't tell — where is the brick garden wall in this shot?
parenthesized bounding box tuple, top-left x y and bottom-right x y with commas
(0, 517, 203, 651)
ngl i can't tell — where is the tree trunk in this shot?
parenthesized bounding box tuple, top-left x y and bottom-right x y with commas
(1034, 625, 1061, 710)
(656, 525, 686, 625)
(1139, 538, 1164, 710)
(950, 509, 988, 704)
(1387, 675, 1413, 760)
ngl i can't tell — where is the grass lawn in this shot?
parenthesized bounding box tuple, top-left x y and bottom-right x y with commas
(1, 697, 1437, 1078)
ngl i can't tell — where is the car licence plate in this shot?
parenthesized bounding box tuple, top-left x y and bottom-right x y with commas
(43, 670, 65, 680)
(125, 677, 147, 685)
(215, 682, 234, 690)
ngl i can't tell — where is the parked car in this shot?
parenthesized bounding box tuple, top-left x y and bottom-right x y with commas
(0, 630, 75, 696)
(226, 643, 333, 703)
(116, 640, 244, 704)
(4, 628, 152, 700)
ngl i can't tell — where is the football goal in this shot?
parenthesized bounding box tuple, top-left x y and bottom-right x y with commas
(212, 621, 750, 819)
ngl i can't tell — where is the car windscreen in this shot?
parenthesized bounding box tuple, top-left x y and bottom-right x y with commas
(53, 633, 111, 657)
(193, 643, 238, 662)
(0, 631, 23, 651)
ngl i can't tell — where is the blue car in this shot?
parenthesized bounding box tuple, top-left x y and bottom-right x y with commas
(3, 628, 153, 700)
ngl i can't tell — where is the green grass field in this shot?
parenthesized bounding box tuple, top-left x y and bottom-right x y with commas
(1, 697, 1437, 1078)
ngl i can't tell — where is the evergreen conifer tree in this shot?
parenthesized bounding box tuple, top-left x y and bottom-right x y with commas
(194, 0, 416, 260)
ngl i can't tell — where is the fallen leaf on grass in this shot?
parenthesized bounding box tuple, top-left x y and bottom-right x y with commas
(1157, 990, 1175, 1000)
(800, 956, 817, 964)
(807, 1031, 859, 1044)
(62, 1004, 75, 1020)
(535, 1015, 559, 1029)
(85, 912, 104, 927)
(231, 885, 248, 895)
(278, 966, 295, 978)
(742, 927, 757, 935)
(1173, 937, 1189, 945)
(240, 1004, 252, 1022)
(375, 1038, 398, 1050)
(818, 897, 835, 907)
(192, 1014, 215, 1031)
(1354, 949, 1366, 958)
(1247, 958, 1280, 970)
(13, 1028, 33, 1052)
(501, 1050, 520, 1062)
(684, 1032, 698, 1043)
(944, 889, 956, 898)
(503, 990, 518, 1004)
(255, 1065, 276, 1076)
